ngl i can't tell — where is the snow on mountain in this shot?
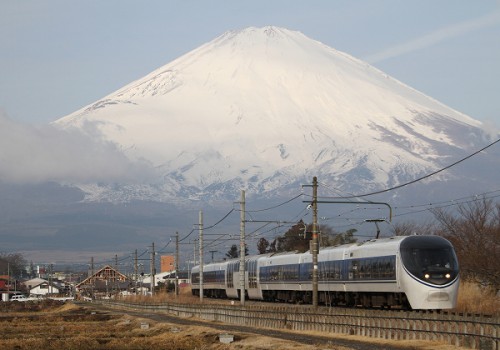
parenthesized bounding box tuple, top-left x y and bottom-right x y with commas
(55, 26, 492, 202)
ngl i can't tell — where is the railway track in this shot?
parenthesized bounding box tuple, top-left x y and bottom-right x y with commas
(88, 300, 499, 349)
(87, 302, 408, 350)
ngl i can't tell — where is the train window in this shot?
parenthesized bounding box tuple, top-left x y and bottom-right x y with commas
(299, 263, 312, 281)
(348, 256, 396, 280)
(319, 261, 342, 281)
(191, 272, 199, 284)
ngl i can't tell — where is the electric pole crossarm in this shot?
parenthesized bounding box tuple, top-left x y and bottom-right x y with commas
(303, 200, 393, 221)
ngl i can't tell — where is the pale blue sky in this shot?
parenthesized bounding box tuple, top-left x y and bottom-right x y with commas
(1, 0, 499, 126)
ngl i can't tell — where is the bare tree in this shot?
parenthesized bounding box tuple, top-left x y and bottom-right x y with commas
(431, 197, 500, 289)
(391, 220, 436, 236)
(0, 252, 27, 278)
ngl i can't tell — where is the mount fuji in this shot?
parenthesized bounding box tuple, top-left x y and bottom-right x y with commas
(55, 26, 496, 205)
(4, 26, 499, 262)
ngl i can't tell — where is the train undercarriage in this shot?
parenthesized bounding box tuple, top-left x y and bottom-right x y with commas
(262, 290, 409, 308)
(193, 288, 411, 309)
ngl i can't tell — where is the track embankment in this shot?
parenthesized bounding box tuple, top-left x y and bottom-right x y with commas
(90, 300, 499, 350)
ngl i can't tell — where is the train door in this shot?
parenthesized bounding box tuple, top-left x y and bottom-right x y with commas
(225, 260, 239, 299)
(246, 257, 262, 299)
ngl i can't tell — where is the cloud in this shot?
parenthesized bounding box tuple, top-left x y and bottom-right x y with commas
(364, 11, 500, 63)
(0, 111, 156, 184)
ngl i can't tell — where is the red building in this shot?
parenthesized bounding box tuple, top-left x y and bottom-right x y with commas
(160, 256, 175, 273)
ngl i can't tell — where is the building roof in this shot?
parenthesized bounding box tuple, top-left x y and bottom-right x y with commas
(76, 265, 128, 290)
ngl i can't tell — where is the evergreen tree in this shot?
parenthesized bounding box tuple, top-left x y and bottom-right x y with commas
(257, 238, 270, 254)
(225, 243, 249, 258)
(226, 244, 239, 259)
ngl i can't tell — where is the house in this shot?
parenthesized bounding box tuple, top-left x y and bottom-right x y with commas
(23, 277, 65, 296)
(29, 281, 61, 296)
(76, 265, 129, 298)
(23, 277, 46, 291)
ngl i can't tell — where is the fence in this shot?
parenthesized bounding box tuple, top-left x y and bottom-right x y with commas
(102, 301, 499, 350)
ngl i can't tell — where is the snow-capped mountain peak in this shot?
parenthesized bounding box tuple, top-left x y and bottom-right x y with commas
(55, 26, 492, 202)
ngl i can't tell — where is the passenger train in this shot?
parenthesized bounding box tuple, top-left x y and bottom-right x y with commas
(191, 235, 459, 310)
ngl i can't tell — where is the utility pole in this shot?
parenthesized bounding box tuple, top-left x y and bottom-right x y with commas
(175, 231, 179, 296)
(199, 210, 204, 302)
(150, 242, 155, 296)
(114, 254, 118, 295)
(49, 264, 53, 295)
(90, 257, 94, 299)
(312, 176, 319, 307)
(134, 249, 138, 294)
(239, 190, 246, 306)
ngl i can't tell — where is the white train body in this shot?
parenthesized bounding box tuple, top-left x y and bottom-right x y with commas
(191, 235, 459, 309)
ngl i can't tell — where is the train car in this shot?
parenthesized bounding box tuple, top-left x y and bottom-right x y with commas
(191, 261, 227, 298)
(191, 235, 459, 310)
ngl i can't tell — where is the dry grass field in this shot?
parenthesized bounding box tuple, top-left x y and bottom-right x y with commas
(1, 281, 495, 350)
(0, 298, 478, 350)
(0, 300, 319, 350)
(454, 281, 499, 315)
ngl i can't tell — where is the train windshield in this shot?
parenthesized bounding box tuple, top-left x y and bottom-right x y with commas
(400, 236, 459, 285)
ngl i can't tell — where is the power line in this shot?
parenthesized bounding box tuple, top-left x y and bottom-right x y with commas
(204, 209, 235, 230)
(156, 239, 172, 253)
(179, 208, 236, 243)
(324, 138, 500, 199)
(179, 229, 195, 243)
(244, 193, 304, 213)
(394, 191, 500, 218)
(394, 189, 500, 210)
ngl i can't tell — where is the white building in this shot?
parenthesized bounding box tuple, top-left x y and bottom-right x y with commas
(24, 278, 61, 296)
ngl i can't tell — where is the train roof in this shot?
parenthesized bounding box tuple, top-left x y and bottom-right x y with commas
(192, 236, 447, 270)
(318, 235, 407, 253)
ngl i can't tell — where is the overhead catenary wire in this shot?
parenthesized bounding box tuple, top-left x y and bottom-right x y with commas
(394, 189, 500, 210)
(320, 138, 500, 199)
(394, 191, 500, 218)
(243, 193, 304, 213)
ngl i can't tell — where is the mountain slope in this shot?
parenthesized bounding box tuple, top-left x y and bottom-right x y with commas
(55, 26, 492, 202)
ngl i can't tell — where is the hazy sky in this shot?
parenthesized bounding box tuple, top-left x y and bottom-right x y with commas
(1, 0, 499, 127)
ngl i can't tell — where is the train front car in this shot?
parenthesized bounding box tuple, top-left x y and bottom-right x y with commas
(399, 235, 459, 310)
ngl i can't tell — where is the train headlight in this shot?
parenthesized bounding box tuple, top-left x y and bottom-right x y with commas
(424, 273, 430, 279)
(445, 273, 451, 279)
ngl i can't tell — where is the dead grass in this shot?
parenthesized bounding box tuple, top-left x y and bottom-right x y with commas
(454, 280, 499, 315)
(0, 298, 476, 350)
(0, 301, 338, 350)
(123, 286, 200, 304)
